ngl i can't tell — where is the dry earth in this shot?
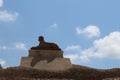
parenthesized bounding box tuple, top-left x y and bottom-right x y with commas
(0, 65, 120, 80)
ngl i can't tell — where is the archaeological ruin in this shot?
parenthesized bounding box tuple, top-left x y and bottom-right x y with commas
(20, 36, 72, 71)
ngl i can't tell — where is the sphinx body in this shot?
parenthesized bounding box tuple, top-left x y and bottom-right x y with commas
(31, 36, 61, 51)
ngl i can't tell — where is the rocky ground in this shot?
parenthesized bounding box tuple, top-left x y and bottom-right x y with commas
(0, 65, 120, 80)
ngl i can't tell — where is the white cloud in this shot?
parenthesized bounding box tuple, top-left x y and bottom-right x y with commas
(0, 10, 19, 22)
(81, 31, 120, 59)
(0, 0, 3, 7)
(65, 45, 89, 62)
(0, 59, 6, 66)
(80, 55, 90, 62)
(0, 46, 7, 50)
(50, 23, 58, 29)
(47, 23, 59, 33)
(65, 54, 79, 61)
(0, 0, 19, 23)
(65, 31, 120, 62)
(0, 43, 27, 51)
(76, 25, 100, 38)
(65, 45, 80, 51)
(65, 45, 81, 62)
(76, 27, 82, 34)
(15, 43, 27, 50)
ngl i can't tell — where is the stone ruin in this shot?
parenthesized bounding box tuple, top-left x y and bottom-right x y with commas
(0, 64, 2, 69)
(20, 36, 72, 71)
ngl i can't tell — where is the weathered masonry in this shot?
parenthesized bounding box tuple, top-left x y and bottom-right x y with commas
(20, 36, 72, 71)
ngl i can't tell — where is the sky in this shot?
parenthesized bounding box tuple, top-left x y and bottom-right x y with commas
(0, 0, 120, 69)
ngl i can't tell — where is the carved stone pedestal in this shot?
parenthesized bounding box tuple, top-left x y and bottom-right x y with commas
(20, 36, 72, 71)
(20, 50, 72, 71)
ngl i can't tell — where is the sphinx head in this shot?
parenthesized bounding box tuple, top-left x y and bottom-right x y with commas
(38, 36, 44, 42)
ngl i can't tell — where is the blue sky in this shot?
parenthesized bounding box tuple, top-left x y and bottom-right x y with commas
(0, 0, 120, 69)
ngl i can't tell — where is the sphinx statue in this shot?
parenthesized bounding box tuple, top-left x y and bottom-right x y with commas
(31, 36, 61, 50)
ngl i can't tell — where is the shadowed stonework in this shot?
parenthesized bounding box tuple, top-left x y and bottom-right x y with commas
(20, 36, 72, 71)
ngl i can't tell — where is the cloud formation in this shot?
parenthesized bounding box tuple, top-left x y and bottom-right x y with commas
(64, 45, 81, 61)
(0, 0, 19, 23)
(76, 25, 100, 38)
(65, 54, 79, 61)
(0, 0, 3, 7)
(65, 45, 80, 51)
(50, 23, 58, 29)
(81, 31, 120, 59)
(0, 10, 19, 22)
(0, 42, 27, 51)
(0, 46, 7, 50)
(0, 59, 5, 66)
(47, 23, 59, 34)
(65, 31, 120, 62)
(15, 43, 27, 50)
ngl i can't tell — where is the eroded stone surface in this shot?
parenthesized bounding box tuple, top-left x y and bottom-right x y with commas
(103, 77, 120, 80)
(0, 64, 2, 69)
(29, 50, 63, 58)
(34, 58, 72, 71)
(20, 50, 72, 71)
(20, 36, 72, 71)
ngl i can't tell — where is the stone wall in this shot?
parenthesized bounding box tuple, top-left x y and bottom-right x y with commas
(20, 50, 72, 71)
(20, 57, 72, 71)
(20, 57, 33, 68)
(29, 50, 63, 58)
(0, 78, 74, 80)
(34, 58, 72, 71)
(103, 77, 120, 80)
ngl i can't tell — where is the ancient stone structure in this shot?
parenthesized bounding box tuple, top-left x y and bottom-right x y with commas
(20, 36, 72, 71)
(103, 77, 120, 80)
(0, 64, 2, 69)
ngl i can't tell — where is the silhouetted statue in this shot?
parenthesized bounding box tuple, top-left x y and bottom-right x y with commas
(31, 36, 61, 50)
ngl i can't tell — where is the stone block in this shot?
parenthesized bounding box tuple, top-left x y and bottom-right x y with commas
(34, 58, 72, 71)
(29, 50, 63, 58)
(20, 57, 72, 71)
(20, 57, 33, 68)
